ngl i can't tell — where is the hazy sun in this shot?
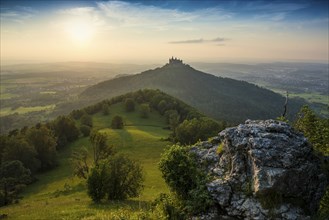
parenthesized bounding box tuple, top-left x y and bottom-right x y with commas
(65, 20, 94, 45)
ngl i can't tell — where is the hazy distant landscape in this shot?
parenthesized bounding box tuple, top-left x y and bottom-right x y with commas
(1, 60, 327, 133)
(0, 0, 328, 219)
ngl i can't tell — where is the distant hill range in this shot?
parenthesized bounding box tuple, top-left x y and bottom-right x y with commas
(81, 58, 305, 123)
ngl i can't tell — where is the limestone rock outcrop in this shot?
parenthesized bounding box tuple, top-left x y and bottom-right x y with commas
(191, 120, 327, 220)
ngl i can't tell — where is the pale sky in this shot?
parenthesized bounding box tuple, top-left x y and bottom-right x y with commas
(1, 0, 328, 64)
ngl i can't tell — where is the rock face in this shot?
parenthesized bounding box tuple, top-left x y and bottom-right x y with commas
(191, 120, 327, 220)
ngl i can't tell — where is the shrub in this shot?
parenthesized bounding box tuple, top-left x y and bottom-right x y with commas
(87, 163, 107, 202)
(153, 193, 186, 220)
(87, 154, 144, 202)
(216, 142, 224, 155)
(105, 154, 144, 200)
(111, 115, 124, 129)
(159, 145, 213, 214)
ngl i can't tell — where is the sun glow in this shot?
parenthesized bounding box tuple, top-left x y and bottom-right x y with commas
(65, 20, 94, 45)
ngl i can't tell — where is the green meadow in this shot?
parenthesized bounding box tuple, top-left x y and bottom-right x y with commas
(0, 103, 171, 219)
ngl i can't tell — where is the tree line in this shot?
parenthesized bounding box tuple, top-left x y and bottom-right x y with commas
(0, 116, 80, 206)
(0, 89, 226, 206)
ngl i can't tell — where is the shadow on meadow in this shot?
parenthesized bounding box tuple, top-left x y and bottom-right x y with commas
(88, 199, 153, 211)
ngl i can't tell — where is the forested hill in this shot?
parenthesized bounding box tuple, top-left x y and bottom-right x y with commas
(81, 62, 305, 123)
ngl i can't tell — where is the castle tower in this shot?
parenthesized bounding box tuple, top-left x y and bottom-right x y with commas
(169, 57, 183, 65)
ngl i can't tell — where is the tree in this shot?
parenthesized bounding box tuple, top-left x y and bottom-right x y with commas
(111, 115, 124, 129)
(175, 118, 221, 145)
(90, 130, 114, 164)
(294, 105, 329, 155)
(80, 125, 91, 137)
(71, 147, 89, 179)
(0, 135, 9, 165)
(293, 106, 329, 217)
(157, 100, 167, 115)
(87, 162, 107, 203)
(140, 103, 150, 118)
(105, 154, 144, 200)
(159, 145, 199, 199)
(52, 116, 80, 148)
(165, 110, 180, 134)
(2, 137, 40, 173)
(0, 160, 32, 206)
(27, 126, 58, 171)
(70, 109, 85, 120)
(125, 98, 135, 112)
(102, 104, 110, 115)
(87, 154, 144, 202)
(81, 114, 93, 127)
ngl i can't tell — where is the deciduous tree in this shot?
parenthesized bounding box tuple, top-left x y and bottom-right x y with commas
(111, 115, 124, 129)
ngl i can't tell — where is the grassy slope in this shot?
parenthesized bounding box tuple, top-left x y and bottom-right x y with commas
(81, 64, 306, 123)
(0, 103, 170, 219)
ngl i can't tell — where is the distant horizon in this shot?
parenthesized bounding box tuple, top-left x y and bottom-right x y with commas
(1, 0, 328, 65)
(1, 57, 328, 66)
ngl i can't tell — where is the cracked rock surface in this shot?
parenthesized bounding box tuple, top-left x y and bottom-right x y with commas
(191, 120, 327, 220)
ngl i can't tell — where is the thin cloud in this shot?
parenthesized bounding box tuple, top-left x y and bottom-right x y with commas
(245, 2, 308, 22)
(58, 7, 95, 16)
(97, 1, 195, 28)
(169, 37, 229, 44)
(211, 37, 227, 42)
(56, 7, 106, 29)
(245, 2, 307, 13)
(169, 39, 204, 44)
(0, 6, 37, 23)
(96, 1, 232, 29)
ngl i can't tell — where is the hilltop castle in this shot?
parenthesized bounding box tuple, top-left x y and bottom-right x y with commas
(169, 57, 183, 65)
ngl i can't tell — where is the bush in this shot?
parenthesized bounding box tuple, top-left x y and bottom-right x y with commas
(87, 154, 144, 202)
(87, 163, 107, 203)
(105, 154, 144, 200)
(153, 193, 186, 220)
(111, 115, 124, 129)
(159, 145, 213, 214)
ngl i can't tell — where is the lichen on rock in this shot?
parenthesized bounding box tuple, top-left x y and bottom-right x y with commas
(191, 119, 327, 220)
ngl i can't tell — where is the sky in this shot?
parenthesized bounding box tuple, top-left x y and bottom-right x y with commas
(0, 0, 328, 64)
